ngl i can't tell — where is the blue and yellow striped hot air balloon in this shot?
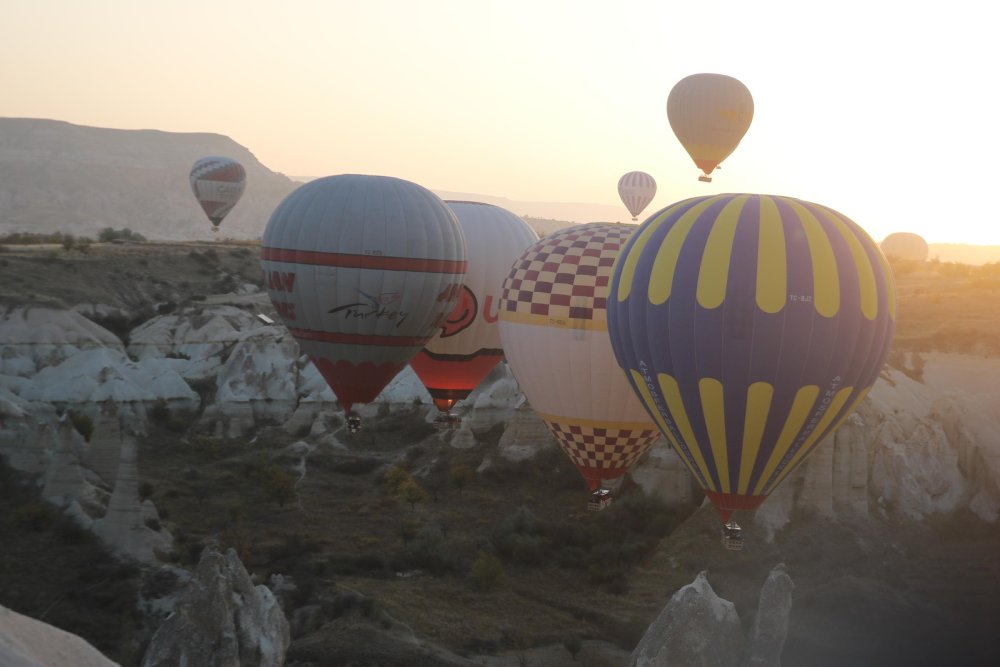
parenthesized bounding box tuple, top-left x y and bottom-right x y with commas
(607, 194, 896, 526)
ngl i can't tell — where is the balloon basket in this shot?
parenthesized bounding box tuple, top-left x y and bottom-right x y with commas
(721, 521, 744, 551)
(433, 413, 462, 430)
(698, 175, 712, 183)
(346, 415, 362, 434)
(587, 489, 613, 512)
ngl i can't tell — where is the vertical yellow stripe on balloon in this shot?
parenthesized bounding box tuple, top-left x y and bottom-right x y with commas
(756, 197, 787, 314)
(697, 195, 747, 309)
(616, 201, 688, 301)
(630, 371, 708, 486)
(648, 197, 721, 306)
(699, 378, 730, 493)
(820, 207, 879, 320)
(785, 199, 839, 318)
(658, 373, 715, 490)
(764, 386, 854, 493)
(751, 385, 820, 496)
(739, 381, 774, 494)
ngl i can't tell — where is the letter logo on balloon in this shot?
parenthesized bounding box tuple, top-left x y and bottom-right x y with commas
(440, 285, 478, 338)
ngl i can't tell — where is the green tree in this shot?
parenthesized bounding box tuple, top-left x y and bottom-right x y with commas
(398, 478, 428, 510)
(399, 517, 421, 547)
(384, 465, 411, 494)
(259, 465, 296, 507)
(449, 462, 473, 496)
(471, 550, 504, 591)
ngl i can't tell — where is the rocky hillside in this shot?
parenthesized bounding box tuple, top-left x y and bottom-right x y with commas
(2, 243, 1000, 666)
(0, 118, 298, 241)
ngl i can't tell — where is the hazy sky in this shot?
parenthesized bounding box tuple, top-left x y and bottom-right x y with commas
(2, 0, 998, 244)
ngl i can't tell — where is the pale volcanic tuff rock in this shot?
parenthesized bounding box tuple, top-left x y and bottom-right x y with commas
(13, 347, 198, 405)
(0, 306, 123, 375)
(496, 404, 557, 462)
(0, 604, 120, 667)
(128, 305, 271, 382)
(631, 571, 745, 667)
(40, 415, 88, 504)
(630, 441, 699, 509)
(92, 431, 173, 563)
(141, 547, 290, 667)
(744, 565, 795, 667)
(631, 566, 795, 667)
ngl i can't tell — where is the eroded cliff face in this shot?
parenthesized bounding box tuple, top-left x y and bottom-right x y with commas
(756, 357, 1000, 529)
(0, 118, 297, 241)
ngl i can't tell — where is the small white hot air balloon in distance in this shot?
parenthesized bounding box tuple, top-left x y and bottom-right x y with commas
(618, 171, 657, 221)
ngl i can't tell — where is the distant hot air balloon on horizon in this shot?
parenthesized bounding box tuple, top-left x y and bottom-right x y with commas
(261, 174, 467, 433)
(189, 156, 246, 232)
(618, 171, 657, 221)
(498, 223, 661, 509)
(608, 194, 896, 548)
(880, 232, 929, 262)
(667, 73, 754, 183)
(409, 201, 538, 421)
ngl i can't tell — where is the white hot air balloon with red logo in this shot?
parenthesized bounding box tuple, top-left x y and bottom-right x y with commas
(189, 156, 246, 232)
(261, 174, 467, 432)
(617, 171, 657, 221)
(409, 201, 538, 419)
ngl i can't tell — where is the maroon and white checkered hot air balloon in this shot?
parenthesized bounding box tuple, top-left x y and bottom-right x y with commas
(498, 223, 661, 506)
(261, 174, 467, 432)
(617, 171, 657, 221)
(189, 156, 246, 232)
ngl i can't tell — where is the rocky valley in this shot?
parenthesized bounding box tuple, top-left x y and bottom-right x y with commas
(1, 239, 1000, 666)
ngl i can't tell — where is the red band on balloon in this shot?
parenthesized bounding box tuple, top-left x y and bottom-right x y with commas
(703, 490, 768, 524)
(262, 247, 467, 274)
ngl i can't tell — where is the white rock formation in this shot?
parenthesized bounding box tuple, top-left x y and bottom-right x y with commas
(141, 548, 290, 667)
(128, 305, 267, 382)
(497, 405, 556, 462)
(629, 441, 698, 508)
(744, 564, 795, 667)
(0, 604, 120, 667)
(0, 306, 123, 373)
(631, 571, 745, 667)
(41, 416, 87, 504)
(92, 431, 172, 563)
(10, 347, 200, 407)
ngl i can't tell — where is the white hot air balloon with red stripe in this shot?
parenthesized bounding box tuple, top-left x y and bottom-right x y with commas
(409, 201, 538, 417)
(189, 156, 246, 232)
(261, 174, 467, 430)
(498, 223, 660, 506)
(617, 171, 656, 221)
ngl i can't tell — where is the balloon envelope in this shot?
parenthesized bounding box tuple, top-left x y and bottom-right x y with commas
(261, 174, 467, 415)
(499, 223, 661, 490)
(880, 232, 929, 262)
(618, 171, 657, 221)
(410, 201, 538, 413)
(189, 156, 246, 228)
(667, 74, 753, 179)
(608, 194, 896, 521)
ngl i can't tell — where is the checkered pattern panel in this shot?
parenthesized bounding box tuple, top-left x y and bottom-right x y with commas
(500, 223, 634, 322)
(545, 419, 661, 470)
